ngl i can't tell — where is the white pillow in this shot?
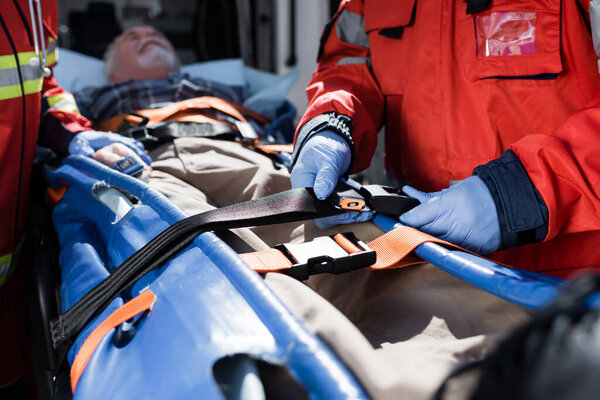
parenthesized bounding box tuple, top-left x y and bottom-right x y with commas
(181, 59, 246, 87)
(53, 48, 108, 93)
(54, 48, 248, 93)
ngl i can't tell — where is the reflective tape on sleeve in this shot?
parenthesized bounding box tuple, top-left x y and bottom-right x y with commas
(337, 56, 371, 67)
(47, 38, 58, 67)
(336, 9, 370, 48)
(47, 92, 80, 114)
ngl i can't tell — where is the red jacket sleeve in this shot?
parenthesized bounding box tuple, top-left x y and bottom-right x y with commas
(36, 1, 92, 155)
(294, 0, 384, 174)
(39, 71, 93, 156)
(510, 94, 600, 242)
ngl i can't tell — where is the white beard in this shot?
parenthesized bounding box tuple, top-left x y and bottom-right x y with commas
(137, 45, 178, 71)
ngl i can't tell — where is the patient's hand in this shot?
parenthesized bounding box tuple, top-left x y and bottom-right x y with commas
(93, 143, 153, 178)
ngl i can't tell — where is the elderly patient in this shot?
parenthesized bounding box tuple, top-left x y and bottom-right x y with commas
(77, 26, 246, 126)
(74, 26, 297, 250)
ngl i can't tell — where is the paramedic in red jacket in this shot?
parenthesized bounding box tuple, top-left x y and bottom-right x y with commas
(290, 0, 600, 278)
(0, 1, 149, 394)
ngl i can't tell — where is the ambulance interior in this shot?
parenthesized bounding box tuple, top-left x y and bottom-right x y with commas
(26, 1, 588, 400)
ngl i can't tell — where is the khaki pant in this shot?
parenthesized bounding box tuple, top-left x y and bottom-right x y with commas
(149, 138, 530, 399)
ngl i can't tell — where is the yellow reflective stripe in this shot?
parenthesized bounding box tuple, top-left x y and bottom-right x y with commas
(0, 51, 40, 70)
(0, 80, 43, 101)
(0, 237, 25, 287)
(23, 78, 43, 93)
(47, 92, 80, 114)
(0, 50, 45, 100)
(47, 39, 58, 67)
(0, 84, 24, 100)
(0, 45, 58, 69)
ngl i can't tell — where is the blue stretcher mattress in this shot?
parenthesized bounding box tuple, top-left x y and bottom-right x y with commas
(47, 155, 368, 399)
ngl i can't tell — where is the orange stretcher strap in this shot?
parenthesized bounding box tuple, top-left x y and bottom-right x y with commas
(238, 233, 366, 273)
(365, 225, 453, 269)
(94, 96, 271, 132)
(45, 186, 67, 207)
(70, 290, 156, 393)
(240, 226, 460, 273)
(252, 143, 294, 154)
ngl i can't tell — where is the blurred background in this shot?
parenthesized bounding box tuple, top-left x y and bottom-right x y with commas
(55, 0, 384, 183)
(56, 0, 341, 115)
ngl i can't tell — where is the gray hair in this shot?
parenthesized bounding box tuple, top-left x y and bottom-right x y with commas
(103, 41, 117, 78)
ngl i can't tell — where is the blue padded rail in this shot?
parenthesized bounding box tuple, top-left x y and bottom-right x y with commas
(373, 215, 600, 310)
(48, 156, 367, 400)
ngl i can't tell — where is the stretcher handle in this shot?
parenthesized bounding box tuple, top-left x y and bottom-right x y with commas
(70, 290, 156, 393)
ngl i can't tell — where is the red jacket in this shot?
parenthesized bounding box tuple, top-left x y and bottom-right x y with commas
(0, 0, 90, 283)
(295, 0, 600, 278)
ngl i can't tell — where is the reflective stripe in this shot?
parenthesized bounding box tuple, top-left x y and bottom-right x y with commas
(337, 56, 371, 67)
(0, 79, 43, 100)
(0, 238, 25, 286)
(0, 51, 40, 69)
(0, 67, 19, 87)
(591, 0, 600, 72)
(0, 51, 44, 100)
(48, 92, 80, 114)
(336, 9, 369, 48)
(47, 38, 58, 66)
(0, 64, 42, 87)
(0, 259, 11, 286)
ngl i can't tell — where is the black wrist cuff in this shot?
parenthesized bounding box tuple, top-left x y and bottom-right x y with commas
(474, 150, 549, 250)
(290, 113, 355, 175)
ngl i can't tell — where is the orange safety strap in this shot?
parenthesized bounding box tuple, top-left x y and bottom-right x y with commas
(239, 226, 470, 273)
(94, 96, 270, 132)
(252, 143, 294, 154)
(45, 186, 67, 207)
(70, 290, 156, 393)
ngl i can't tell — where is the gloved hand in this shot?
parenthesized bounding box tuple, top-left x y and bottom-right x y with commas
(68, 130, 152, 165)
(290, 130, 373, 229)
(398, 176, 501, 254)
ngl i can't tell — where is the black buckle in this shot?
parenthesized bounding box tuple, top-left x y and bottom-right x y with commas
(276, 232, 376, 280)
(358, 185, 420, 215)
(328, 182, 419, 216)
(125, 126, 160, 144)
(329, 183, 367, 211)
(119, 113, 160, 145)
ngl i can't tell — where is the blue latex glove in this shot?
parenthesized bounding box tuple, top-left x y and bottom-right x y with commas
(68, 130, 152, 165)
(398, 176, 501, 254)
(290, 130, 373, 229)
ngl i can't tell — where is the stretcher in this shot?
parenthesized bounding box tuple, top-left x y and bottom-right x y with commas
(33, 51, 599, 400)
(35, 146, 600, 400)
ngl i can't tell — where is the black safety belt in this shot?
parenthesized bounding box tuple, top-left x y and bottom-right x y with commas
(118, 113, 240, 150)
(49, 187, 344, 354)
(50, 182, 419, 371)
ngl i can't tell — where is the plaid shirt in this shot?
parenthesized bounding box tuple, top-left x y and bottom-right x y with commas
(74, 74, 246, 123)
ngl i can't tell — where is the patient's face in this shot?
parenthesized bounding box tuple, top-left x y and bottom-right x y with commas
(108, 26, 180, 83)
